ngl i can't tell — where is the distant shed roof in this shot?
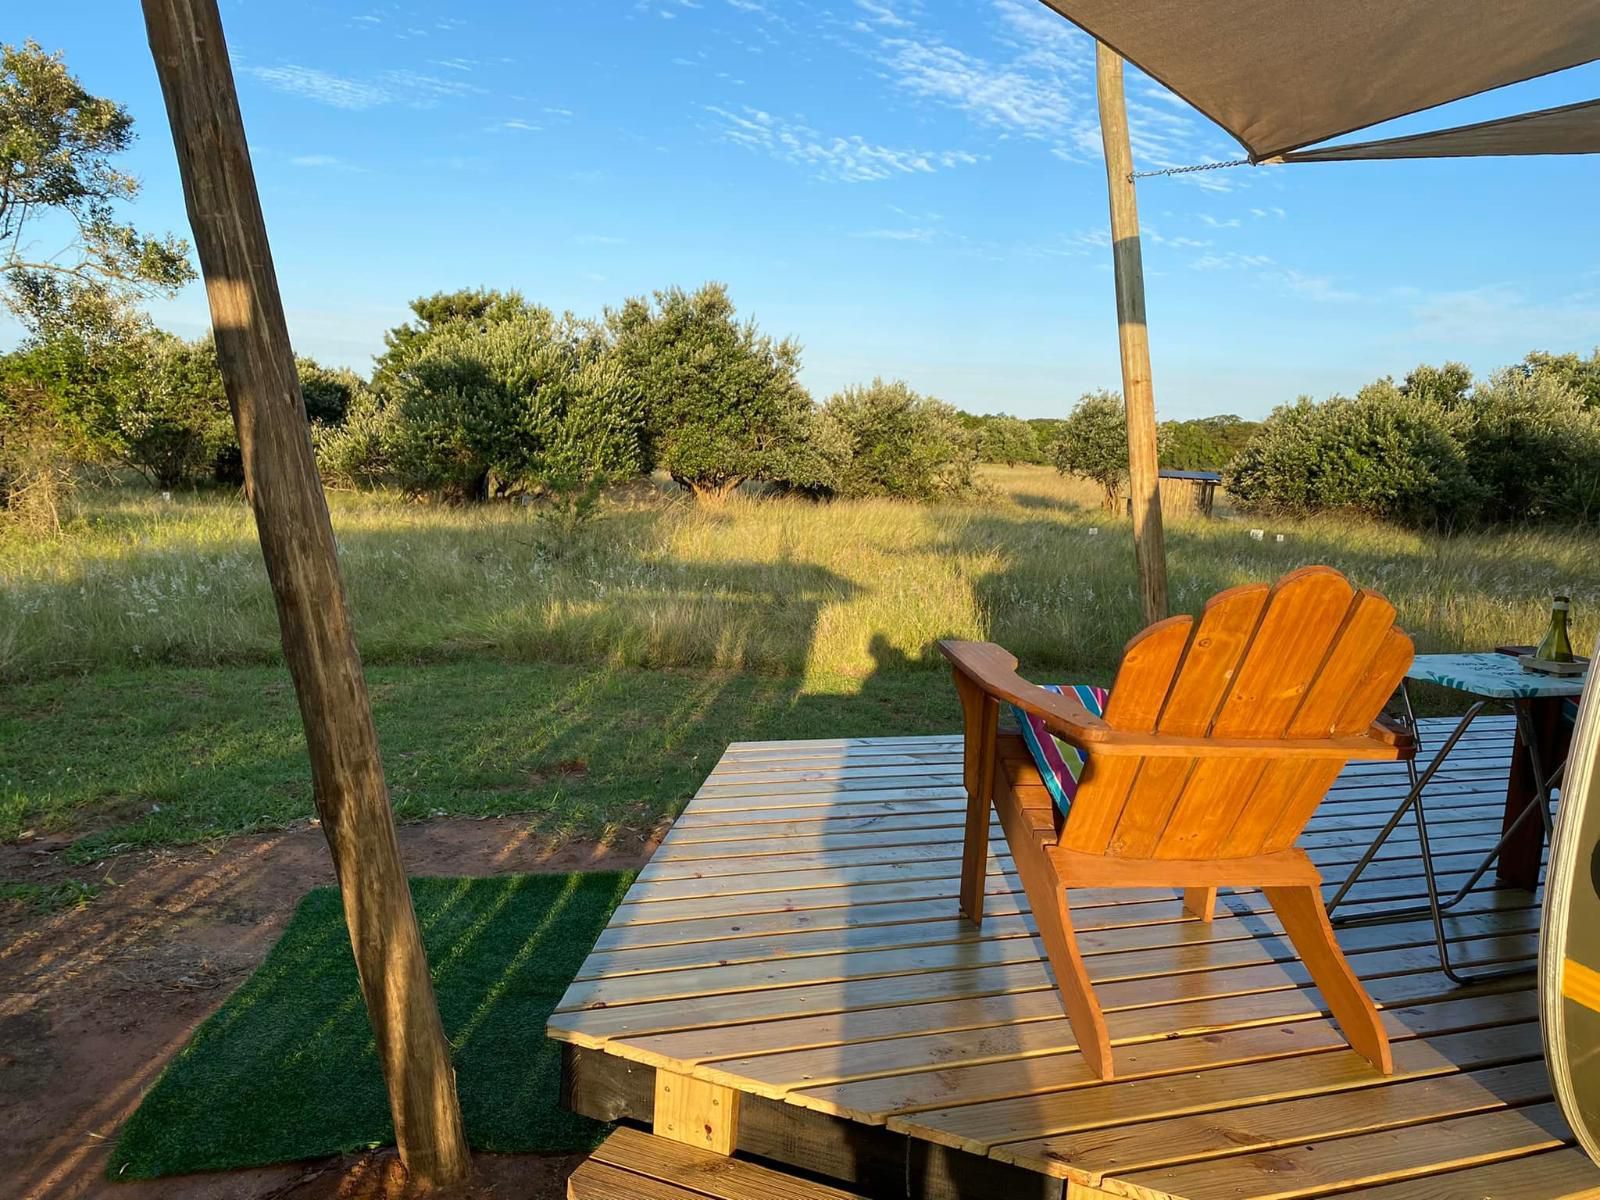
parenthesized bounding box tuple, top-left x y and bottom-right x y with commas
(1159, 469, 1222, 483)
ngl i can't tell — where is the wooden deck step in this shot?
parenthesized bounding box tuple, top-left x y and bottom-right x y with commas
(568, 1126, 868, 1200)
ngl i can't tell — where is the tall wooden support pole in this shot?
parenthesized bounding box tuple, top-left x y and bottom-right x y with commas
(141, 1, 470, 1187)
(1095, 42, 1169, 625)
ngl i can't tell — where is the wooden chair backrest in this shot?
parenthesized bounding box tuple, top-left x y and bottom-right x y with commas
(1062, 565, 1413, 862)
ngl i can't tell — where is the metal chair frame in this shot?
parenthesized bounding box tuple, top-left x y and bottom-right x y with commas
(1327, 681, 1561, 985)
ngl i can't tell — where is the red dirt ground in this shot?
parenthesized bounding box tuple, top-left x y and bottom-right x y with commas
(0, 818, 666, 1200)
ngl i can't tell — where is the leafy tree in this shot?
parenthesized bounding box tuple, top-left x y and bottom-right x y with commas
(1519, 349, 1600, 409)
(1027, 417, 1069, 448)
(372, 288, 535, 392)
(820, 379, 977, 500)
(607, 282, 811, 499)
(1226, 385, 1483, 527)
(1399, 361, 1473, 410)
(764, 406, 852, 500)
(297, 357, 365, 426)
(107, 332, 234, 489)
(385, 306, 646, 502)
(975, 414, 1042, 465)
(1, 41, 193, 342)
(1160, 414, 1259, 471)
(1458, 368, 1600, 523)
(1051, 390, 1166, 511)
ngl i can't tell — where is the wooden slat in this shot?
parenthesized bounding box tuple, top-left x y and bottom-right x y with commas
(1339, 1146, 1600, 1200)
(1153, 569, 1356, 860)
(1007, 1059, 1551, 1181)
(1118, 1101, 1571, 1200)
(579, 1125, 870, 1199)
(891, 1021, 1542, 1156)
(1105, 583, 1269, 857)
(1063, 616, 1192, 854)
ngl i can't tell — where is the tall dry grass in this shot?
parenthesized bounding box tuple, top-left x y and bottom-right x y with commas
(2, 466, 1596, 683)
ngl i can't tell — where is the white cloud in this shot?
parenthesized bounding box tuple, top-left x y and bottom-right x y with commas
(705, 106, 981, 182)
(852, 227, 937, 241)
(381, 70, 486, 101)
(1187, 251, 1359, 303)
(288, 153, 362, 172)
(244, 63, 484, 111)
(856, 0, 912, 27)
(245, 65, 391, 110)
(1198, 214, 1242, 229)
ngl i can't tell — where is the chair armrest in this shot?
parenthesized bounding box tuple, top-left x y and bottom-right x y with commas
(1370, 714, 1418, 758)
(938, 640, 1114, 744)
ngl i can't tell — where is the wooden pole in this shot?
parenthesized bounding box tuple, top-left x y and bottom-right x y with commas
(1095, 42, 1169, 625)
(140, 1, 470, 1187)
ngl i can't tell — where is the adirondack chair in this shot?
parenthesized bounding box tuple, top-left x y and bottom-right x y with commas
(941, 565, 1416, 1081)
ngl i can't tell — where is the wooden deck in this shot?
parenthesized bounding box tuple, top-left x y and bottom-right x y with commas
(549, 715, 1600, 1200)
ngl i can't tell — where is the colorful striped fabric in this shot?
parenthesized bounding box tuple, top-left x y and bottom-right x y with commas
(1012, 684, 1109, 818)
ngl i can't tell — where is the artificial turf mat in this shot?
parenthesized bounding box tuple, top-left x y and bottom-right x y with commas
(109, 871, 634, 1178)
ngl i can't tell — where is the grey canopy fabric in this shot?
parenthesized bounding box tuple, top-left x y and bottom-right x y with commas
(1282, 98, 1600, 162)
(1036, 0, 1600, 161)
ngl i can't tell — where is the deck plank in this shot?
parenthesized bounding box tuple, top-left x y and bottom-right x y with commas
(547, 719, 1599, 1200)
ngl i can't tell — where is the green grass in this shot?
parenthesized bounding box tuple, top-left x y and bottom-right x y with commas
(0, 661, 961, 859)
(109, 872, 632, 1179)
(0, 878, 99, 912)
(4, 468, 1595, 683)
(3, 467, 1595, 860)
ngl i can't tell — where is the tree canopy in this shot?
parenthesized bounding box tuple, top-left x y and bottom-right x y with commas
(1, 40, 193, 342)
(606, 282, 811, 498)
(1051, 390, 1168, 511)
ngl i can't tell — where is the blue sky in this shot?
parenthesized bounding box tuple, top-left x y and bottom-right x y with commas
(10, 0, 1600, 419)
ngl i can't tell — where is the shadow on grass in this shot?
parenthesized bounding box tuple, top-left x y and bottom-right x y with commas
(108, 873, 634, 1179)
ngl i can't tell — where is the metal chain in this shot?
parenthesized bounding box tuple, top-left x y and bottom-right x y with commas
(1130, 157, 1252, 180)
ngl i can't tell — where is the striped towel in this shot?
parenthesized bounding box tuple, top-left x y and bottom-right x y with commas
(1012, 684, 1109, 818)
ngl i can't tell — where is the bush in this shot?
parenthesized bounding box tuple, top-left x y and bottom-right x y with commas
(821, 379, 977, 500)
(764, 406, 852, 499)
(608, 283, 811, 499)
(383, 307, 646, 502)
(109, 333, 234, 489)
(1226, 384, 1482, 527)
(296, 358, 365, 426)
(312, 387, 394, 490)
(1459, 369, 1600, 523)
(0, 375, 75, 534)
(972, 414, 1042, 465)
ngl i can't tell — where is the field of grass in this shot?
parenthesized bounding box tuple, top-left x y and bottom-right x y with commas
(4, 467, 1596, 683)
(3, 466, 1597, 864)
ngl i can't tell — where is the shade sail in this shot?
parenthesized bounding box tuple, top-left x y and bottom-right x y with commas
(1036, 0, 1600, 161)
(1281, 98, 1600, 162)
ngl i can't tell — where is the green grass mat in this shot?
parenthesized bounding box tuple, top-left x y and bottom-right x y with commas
(109, 872, 632, 1178)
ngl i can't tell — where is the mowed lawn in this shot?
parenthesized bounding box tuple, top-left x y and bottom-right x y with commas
(3, 466, 1597, 866)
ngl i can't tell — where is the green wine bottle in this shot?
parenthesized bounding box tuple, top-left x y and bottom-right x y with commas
(1536, 594, 1575, 664)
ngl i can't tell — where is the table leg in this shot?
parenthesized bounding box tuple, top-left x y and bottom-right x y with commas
(1499, 696, 1569, 889)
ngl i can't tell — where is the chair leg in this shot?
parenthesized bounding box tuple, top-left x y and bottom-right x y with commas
(1015, 859, 1113, 1080)
(959, 786, 987, 927)
(1182, 887, 1218, 923)
(1263, 884, 1392, 1074)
